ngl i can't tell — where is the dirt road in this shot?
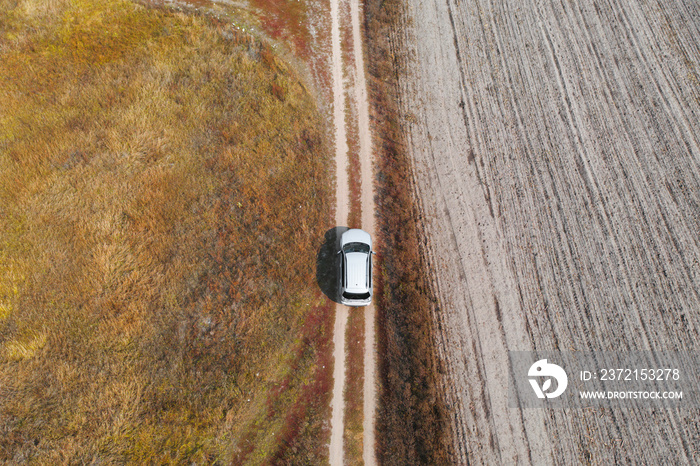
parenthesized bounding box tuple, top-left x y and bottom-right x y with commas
(394, 0, 700, 463)
(329, 0, 377, 461)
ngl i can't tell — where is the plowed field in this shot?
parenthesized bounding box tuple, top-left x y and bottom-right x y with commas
(395, 0, 700, 462)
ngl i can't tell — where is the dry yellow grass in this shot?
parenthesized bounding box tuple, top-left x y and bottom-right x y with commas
(0, 0, 332, 462)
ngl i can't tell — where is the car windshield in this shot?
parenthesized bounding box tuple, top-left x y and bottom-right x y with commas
(343, 242, 370, 254)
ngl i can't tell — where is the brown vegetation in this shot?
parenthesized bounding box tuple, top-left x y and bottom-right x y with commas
(341, 3, 362, 230)
(345, 91, 362, 229)
(343, 309, 364, 464)
(364, 0, 453, 463)
(0, 0, 332, 462)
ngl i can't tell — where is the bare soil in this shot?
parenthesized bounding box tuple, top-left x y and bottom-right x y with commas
(394, 0, 700, 463)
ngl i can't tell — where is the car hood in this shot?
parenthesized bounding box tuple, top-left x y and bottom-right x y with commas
(340, 229, 372, 249)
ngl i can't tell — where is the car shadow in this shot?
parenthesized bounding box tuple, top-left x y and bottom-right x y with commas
(316, 226, 349, 304)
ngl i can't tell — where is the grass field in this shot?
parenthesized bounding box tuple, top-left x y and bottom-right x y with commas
(0, 0, 333, 462)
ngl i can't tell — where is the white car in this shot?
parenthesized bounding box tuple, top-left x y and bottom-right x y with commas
(338, 229, 373, 306)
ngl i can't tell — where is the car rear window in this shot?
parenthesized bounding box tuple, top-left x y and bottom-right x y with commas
(343, 291, 370, 300)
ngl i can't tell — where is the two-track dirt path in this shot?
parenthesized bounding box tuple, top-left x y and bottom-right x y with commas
(328, 0, 376, 462)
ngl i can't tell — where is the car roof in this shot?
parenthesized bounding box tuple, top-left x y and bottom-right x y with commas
(341, 229, 372, 248)
(345, 252, 369, 292)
